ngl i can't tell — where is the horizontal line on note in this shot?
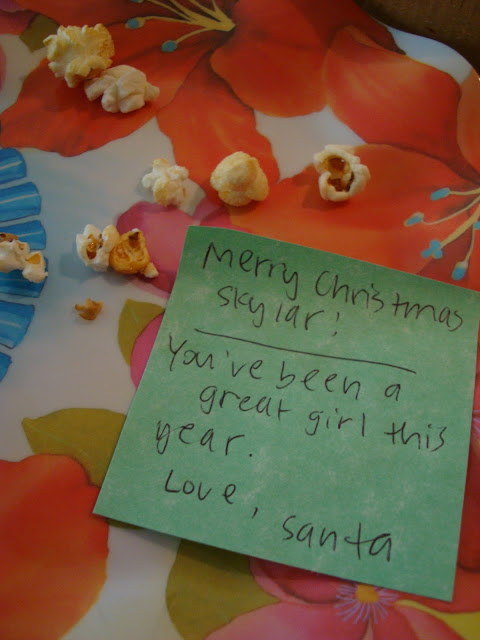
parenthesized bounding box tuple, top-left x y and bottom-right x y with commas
(194, 328, 416, 375)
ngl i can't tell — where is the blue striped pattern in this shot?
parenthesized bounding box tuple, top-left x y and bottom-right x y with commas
(0, 182, 41, 222)
(0, 350, 11, 381)
(0, 148, 26, 184)
(0, 148, 47, 382)
(0, 300, 34, 348)
(0, 220, 46, 250)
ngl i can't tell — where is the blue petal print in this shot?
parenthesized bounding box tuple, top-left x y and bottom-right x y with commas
(0, 220, 46, 250)
(0, 148, 26, 184)
(0, 300, 34, 348)
(0, 148, 46, 383)
(0, 268, 47, 298)
(0, 182, 41, 222)
(0, 351, 11, 381)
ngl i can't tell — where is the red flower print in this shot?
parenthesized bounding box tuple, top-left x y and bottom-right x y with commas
(225, 60, 480, 289)
(0, 0, 398, 194)
(202, 558, 480, 640)
(0, 455, 108, 640)
(323, 27, 475, 177)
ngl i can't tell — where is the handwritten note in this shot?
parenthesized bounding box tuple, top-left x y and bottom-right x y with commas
(95, 227, 480, 600)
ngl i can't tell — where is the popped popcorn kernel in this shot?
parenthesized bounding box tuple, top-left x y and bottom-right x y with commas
(210, 151, 269, 206)
(84, 65, 160, 113)
(44, 24, 114, 88)
(109, 229, 158, 278)
(141, 158, 189, 206)
(75, 298, 103, 321)
(23, 251, 48, 283)
(0, 233, 48, 282)
(313, 145, 370, 202)
(0, 232, 20, 243)
(76, 224, 120, 272)
(0, 233, 29, 272)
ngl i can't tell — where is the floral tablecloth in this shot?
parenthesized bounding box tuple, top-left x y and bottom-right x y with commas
(1, 1, 480, 639)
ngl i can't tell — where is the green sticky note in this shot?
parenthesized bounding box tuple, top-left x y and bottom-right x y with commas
(95, 227, 480, 600)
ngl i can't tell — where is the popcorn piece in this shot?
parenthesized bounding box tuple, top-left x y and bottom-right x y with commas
(76, 224, 120, 272)
(76, 223, 158, 280)
(210, 151, 269, 206)
(142, 262, 160, 279)
(0, 233, 48, 282)
(141, 158, 189, 206)
(44, 24, 114, 88)
(22, 251, 48, 283)
(109, 229, 158, 278)
(0, 232, 20, 243)
(75, 298, 103, 321)
(84, 65, 160, 113)
(313, 145, 370, 202)
(0, 233, 30, 272)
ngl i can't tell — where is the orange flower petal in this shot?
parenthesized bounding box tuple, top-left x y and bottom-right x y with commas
(109, 21, 222, 108)
(211, 0, 399, 116)
(0, 16, 223, 156)
(0, 455, 108, 640)
(211, 0, 326, 116)
(228, 144, 471, 274)
(156, 56, 279, 198)
(324, 27, 477, 182)
(457, 69, 480, 176)
(15, 0, 232, 27)
(0, 60, 158, 155)
(16, 0, 235, 30)
(14, 0, 143, 27)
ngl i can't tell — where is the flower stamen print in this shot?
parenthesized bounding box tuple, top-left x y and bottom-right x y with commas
(126, 0, 235, 51)
(334, 583, 399, 625)
(405, 184, 480, 281)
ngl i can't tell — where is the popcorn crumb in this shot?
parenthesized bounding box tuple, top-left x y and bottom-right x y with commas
(210, 151, 269, 206)
(75, 298, 103, 321)
(141, 158, 189, 206)
(313, 145, 370, 202)
(0, 233, 48, 282)
(44, 24, 114, 88)
(84, 65, 160, 113)
(109, 229, 158, 278)
(142, 262, 160, 279)
(76, 224, 120, 271)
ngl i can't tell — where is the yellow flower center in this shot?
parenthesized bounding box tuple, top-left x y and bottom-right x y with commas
(126, 0, 235, 51)
(335, 583, 397, 624)
(355, 584, 380, 604)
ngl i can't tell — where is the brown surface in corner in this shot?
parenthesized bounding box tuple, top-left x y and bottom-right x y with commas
(356, 0, 480, 71)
